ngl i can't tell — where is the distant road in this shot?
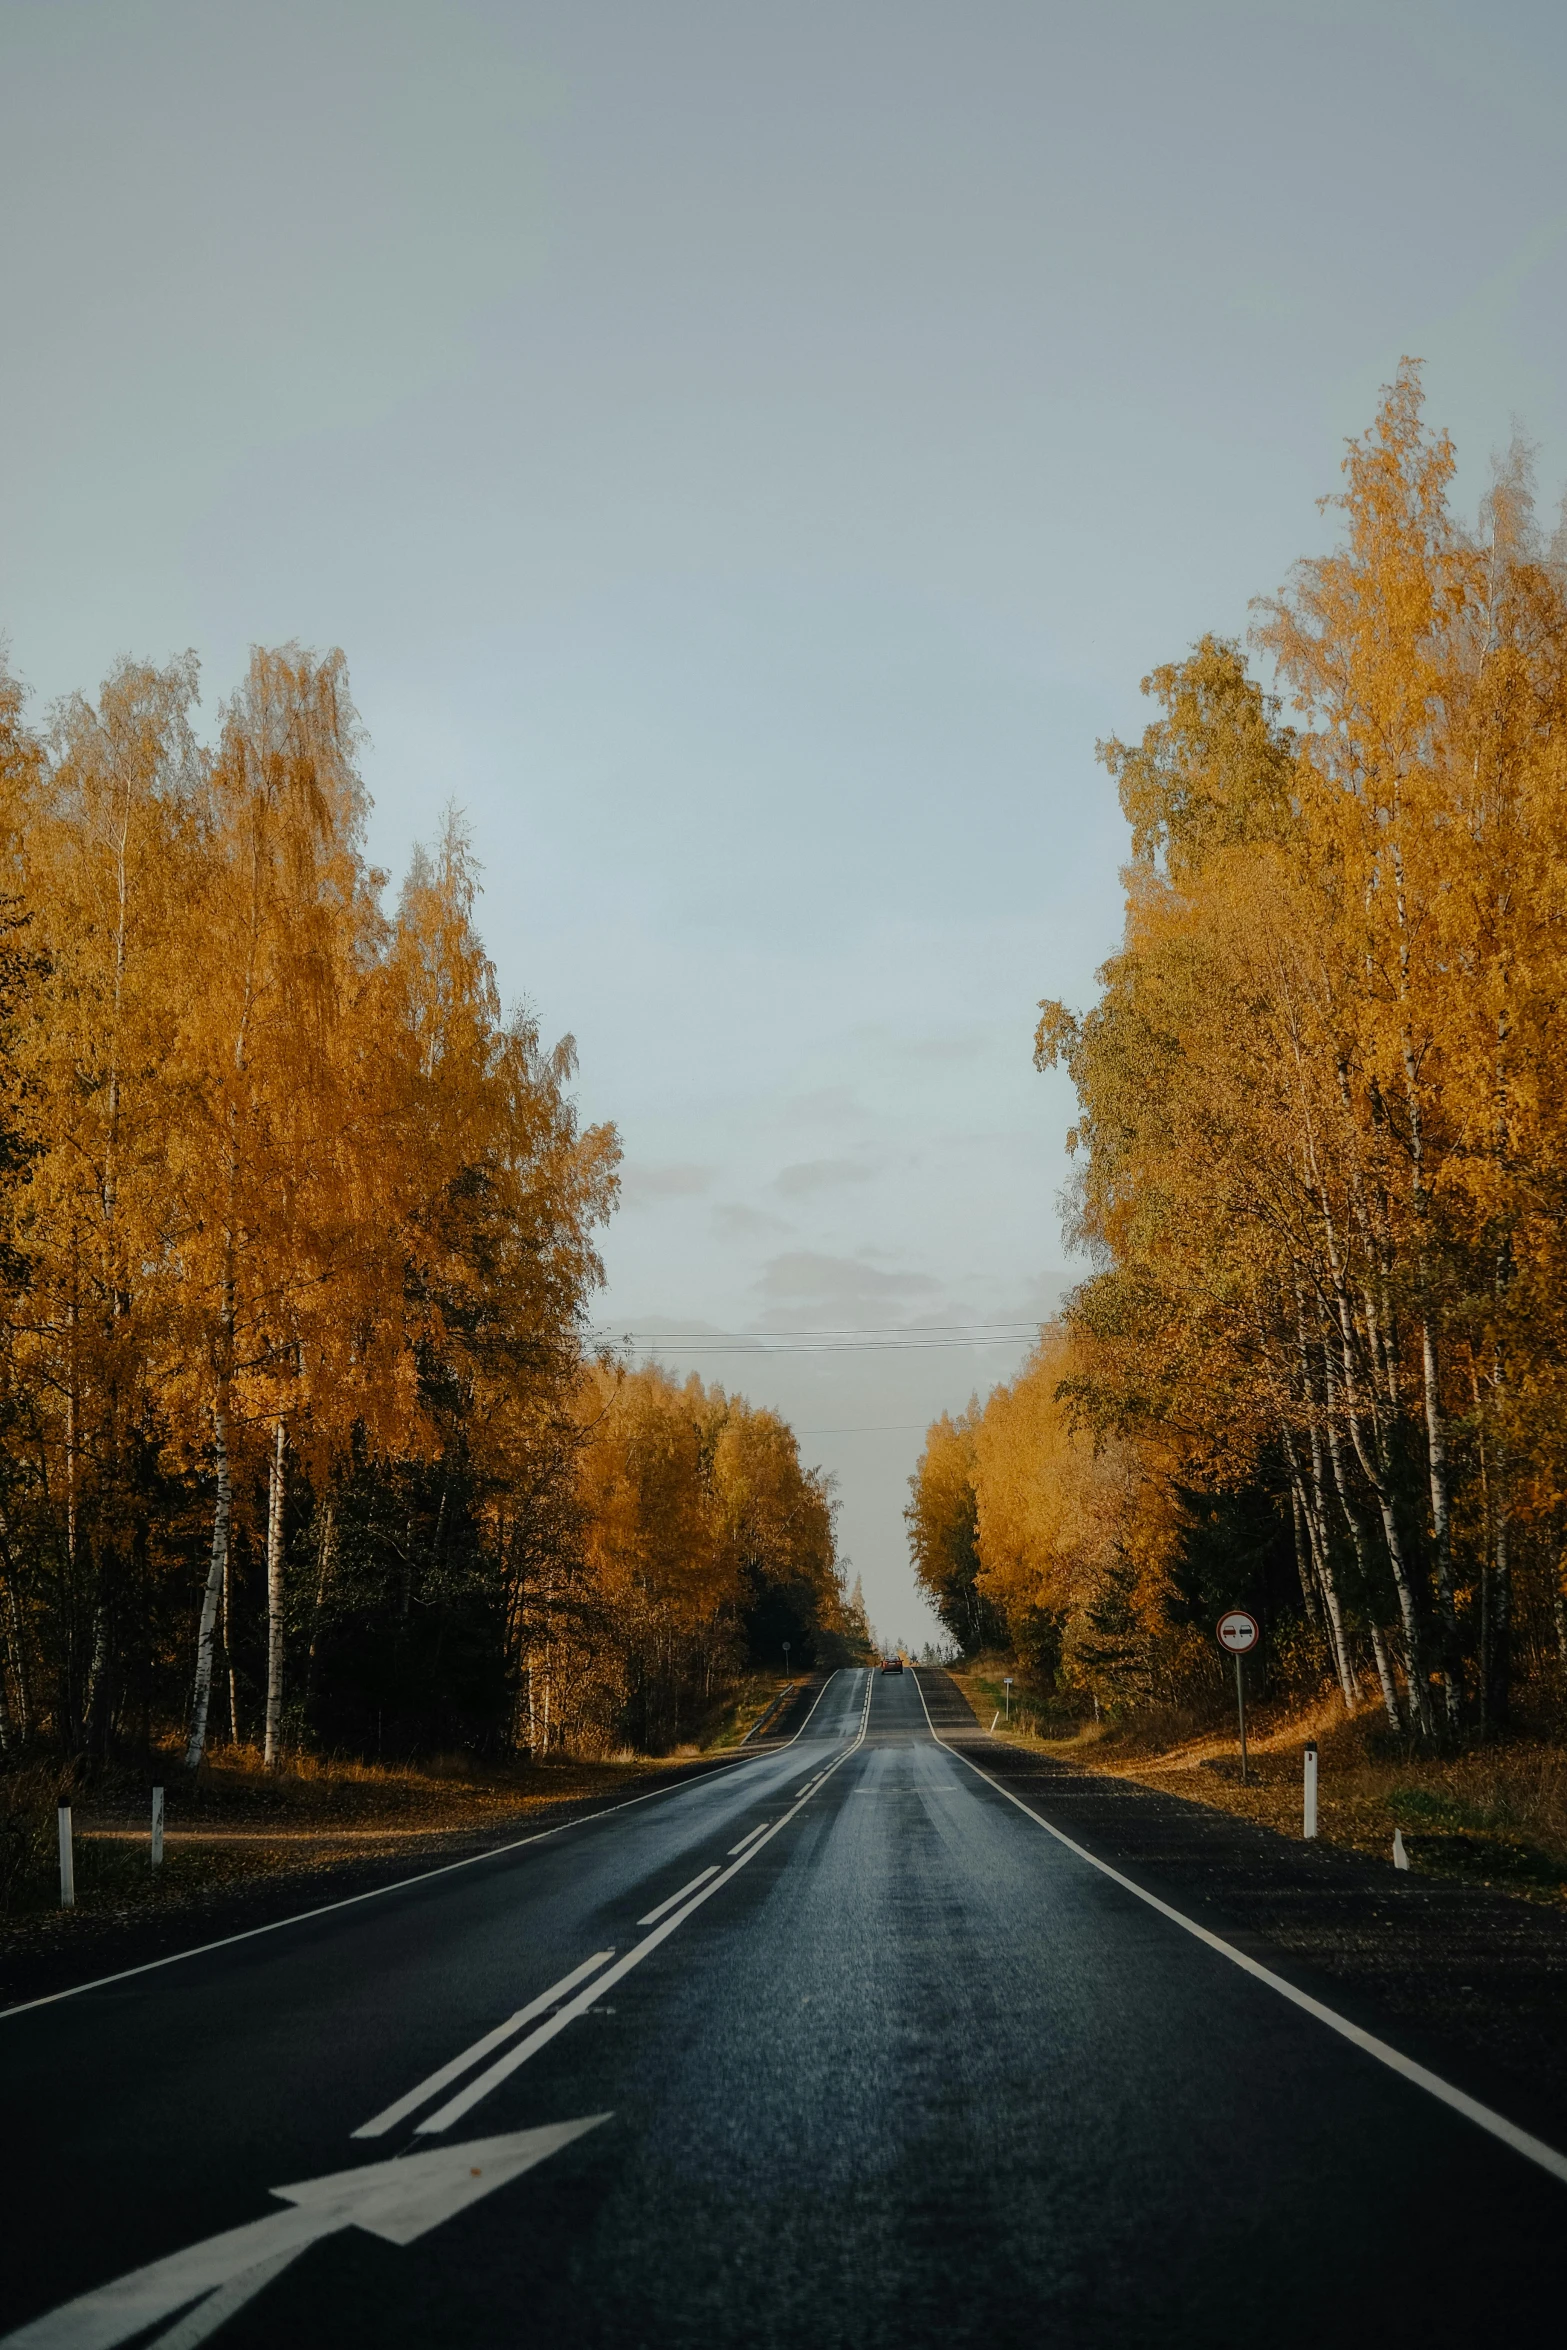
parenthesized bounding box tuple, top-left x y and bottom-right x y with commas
(4, 1669, 1564, 2346)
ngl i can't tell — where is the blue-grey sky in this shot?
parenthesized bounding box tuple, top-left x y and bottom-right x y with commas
(4, 0, 1566, 1643)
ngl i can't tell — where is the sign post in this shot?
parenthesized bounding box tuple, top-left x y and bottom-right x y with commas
(1215, 1610, 1259, 1783)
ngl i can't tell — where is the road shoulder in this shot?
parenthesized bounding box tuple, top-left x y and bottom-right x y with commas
(917, 1667, 1567, 2150)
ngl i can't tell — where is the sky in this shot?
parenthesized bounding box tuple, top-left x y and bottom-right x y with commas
(4, 0, 1567, 1646)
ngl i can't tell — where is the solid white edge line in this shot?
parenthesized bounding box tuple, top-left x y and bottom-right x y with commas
(636, 1867, 720, 1927)
(0, 1750, 776, 2024)
(785, 1669, 841, 1740)
(416, 1679, 875, 2134)
(910, 1670, 1567, 2190)
(350, 1948, 618, 2139)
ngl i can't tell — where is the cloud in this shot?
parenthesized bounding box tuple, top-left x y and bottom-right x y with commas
(1014, 1271, 1072, 1320)
(902, 1028, 992, 1065)
(711, 1201, 792, 1240)
(621, 1162, 716, 1206)
(775, 1087, 862, 1130)
(774, 1157, 876, 1198)
(756, 1251, 942, 1315)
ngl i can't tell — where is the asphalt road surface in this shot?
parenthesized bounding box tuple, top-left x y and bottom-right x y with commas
(5, 1667, 1566, 2347)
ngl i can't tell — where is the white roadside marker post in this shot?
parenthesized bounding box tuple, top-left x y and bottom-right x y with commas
(1303, 1741, 1318, 1839)
(1003, 1677, 1013, 1725)
(1393, 1828, 1410, 1870)
(151, 1784, 165, 1870)
(57, 1802, 75, 1907)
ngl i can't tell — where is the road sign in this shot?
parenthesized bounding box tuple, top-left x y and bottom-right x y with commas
(1216, 1612, 1258, 1782)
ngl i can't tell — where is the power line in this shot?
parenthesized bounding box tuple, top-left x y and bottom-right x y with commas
(594, 1321, 1042, 1355)
(794, 1423, 928, 1435)
(605, 1321, 1040, 1337)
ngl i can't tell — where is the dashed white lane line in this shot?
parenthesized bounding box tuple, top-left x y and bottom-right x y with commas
(352, 1950, 618, 2139)
(909, 1670, 1567, 2191)
(411, 1691, 874, 2136)
(637, 1867, 720, 1926)
(726, 1822, 772, 1857)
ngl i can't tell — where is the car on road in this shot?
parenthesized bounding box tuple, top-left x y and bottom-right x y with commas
(881, 1655, 904, 1674)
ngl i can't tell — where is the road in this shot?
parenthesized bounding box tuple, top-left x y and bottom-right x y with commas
(4, 1667, 1565, 2346)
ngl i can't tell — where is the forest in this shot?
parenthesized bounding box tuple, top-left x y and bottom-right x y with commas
(0, 643, 862, 1772)
(912, 365, 1567, 1745)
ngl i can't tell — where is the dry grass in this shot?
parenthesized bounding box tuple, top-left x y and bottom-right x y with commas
(704, 1673, 801, 1751)
(0, 1671, 804, 1933)
(951, 1666, 1567, 1904)
(0, 1739, 721, 1925)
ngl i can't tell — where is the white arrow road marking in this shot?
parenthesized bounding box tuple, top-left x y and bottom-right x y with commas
(0, 2118, 609, 2350)
(353, 1951, 616, 2138)
(144, 2246, 299, 2350)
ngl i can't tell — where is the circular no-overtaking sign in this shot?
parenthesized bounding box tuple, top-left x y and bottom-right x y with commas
(1216, 1609, 1260, 1655)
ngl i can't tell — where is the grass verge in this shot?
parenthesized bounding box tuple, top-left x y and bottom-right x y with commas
(950, 1663, 1567, 1905)
(0, 1738, 731, 1938)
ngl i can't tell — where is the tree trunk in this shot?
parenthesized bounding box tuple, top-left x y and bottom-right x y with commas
(185, 1389, 233, 1769)
(84, 1575, 112, 1760)
(1324, 1279, 1434, 1738)
(264, 1419, 286, 1767)
(302, 1498, 335, 1719)
(1489, 1482, 1511, 1732)
(1386, 826, 1460, 1733)
(1, 1557, 30, 1744)
(1368, 1619, 1402, 1730)
(1320, 1346, 1398, 1729)
(223, 1529, 239, 1746)
(1289, 1482, 1320, 1630)
(1286, 1293, 1355, 1709)
(1419, 1314, 1462, 1730)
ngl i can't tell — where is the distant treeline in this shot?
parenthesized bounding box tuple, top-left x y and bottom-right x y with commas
(0, 644, 862, 1767)
(912, 366, 1567, 1739)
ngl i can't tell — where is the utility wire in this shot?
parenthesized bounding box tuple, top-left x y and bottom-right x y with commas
(595, 1321, 1042, 1355)
(794, 1423, 928, 1435)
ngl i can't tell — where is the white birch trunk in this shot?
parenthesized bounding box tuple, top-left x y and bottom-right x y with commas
(302, 1499, 335, 1716)
(185, 1392, 233, 1769)
(1322, 1238, 1435, 1738)
(1286, 1292, 1356, 1709)
(1288, 1483, 1320, 1630)
(1368, 1619, 1402, 1730)
(264, 1419, 286, 1768)
(1419, 1314, 1461, 1730)
(1321, 1343, 1402, 1731)
(223, 1535, 238, 1746)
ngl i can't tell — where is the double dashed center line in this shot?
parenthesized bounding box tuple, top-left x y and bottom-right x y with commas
(354, 1671, 875, 2143)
